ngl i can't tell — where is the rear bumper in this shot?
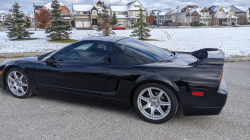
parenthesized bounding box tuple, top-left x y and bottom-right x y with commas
(183, 78, 228, 116)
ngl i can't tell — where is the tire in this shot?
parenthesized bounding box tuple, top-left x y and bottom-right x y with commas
(133, 83, 178, 124)
(6, 68, 33, 99)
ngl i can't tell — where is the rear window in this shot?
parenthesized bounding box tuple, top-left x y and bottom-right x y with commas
(115, 38, 171, 65)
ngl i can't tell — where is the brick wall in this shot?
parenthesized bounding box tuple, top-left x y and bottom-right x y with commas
(59, 6, 70, 16)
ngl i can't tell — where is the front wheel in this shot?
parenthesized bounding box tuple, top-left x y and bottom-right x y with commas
(133, 83, 178, 123)
(6, 68, 33, 98)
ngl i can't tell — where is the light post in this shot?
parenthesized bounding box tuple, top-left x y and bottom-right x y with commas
(157, 11, 159, 28)
(176, 6, 179, 28)
(33, 3, 37, 30)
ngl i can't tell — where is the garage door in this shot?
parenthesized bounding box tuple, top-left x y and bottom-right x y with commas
(122, 21, 128, 28)
(84, 21, 90, 28)
(75, 21, 83, 28)
(204, 21, 209, 26)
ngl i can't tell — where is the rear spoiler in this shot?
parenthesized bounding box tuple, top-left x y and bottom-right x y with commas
(176, 48, 225, 65)
(192, 48, 225, 65)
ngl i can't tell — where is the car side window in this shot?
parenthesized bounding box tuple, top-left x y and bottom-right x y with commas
(53, 41, 108, 64)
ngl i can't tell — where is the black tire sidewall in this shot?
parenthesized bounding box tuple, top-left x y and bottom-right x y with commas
(6, 68, 32, 99)
(133, 83, 178, 124)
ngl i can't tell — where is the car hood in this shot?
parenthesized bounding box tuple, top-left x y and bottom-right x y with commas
(1, 57, 40, 65)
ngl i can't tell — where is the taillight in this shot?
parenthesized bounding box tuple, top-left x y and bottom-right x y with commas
(220, 68, 224, 83)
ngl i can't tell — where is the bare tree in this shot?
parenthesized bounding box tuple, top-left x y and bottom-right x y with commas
(238, 15, 247, 25)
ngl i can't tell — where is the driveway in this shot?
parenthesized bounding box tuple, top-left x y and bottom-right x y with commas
(0, 60, 249, 140)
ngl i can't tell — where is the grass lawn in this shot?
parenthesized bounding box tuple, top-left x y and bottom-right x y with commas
(48, 39, 79, 43)
(139, 39, 158, 41)
(10, 38, 38, 41)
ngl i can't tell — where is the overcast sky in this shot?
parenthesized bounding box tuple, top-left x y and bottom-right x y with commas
(0, 0, 249, 14)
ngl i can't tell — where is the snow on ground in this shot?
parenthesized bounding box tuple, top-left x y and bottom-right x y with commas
(0, 27, 249, 57)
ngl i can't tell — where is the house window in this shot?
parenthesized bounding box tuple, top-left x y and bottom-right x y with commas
(134, 5, 140, 7)
(65, 11, 67, 15)
(92, 10, 97, 15)
(120, 12, 126, 15)
(77, 12, 81, 14)
(83, 12, 88, 14)
(130, 20, 134, 24)
(92, 19, 97, 25)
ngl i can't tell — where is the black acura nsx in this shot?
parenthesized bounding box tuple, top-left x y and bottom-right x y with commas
(0, 37, 228, 123)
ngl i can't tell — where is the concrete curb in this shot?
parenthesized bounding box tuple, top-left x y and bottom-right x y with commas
(0, 53, 249, 62)
(225, 57, 250, 62)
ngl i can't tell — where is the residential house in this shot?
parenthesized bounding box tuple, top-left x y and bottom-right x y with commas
(0, 13, 6, 24)
(72, 0, 110, 29)
(199, 7, 211, 26)
(169, 9, 179, 23)
(110, 0, 147, 28)
(164, 8, 175, 24)
(231, 6, 250, 24)
(208, 5, 238, 25)
(178, 5, 199, 26)
(44, 2, 71, 25)
(157, 9, 175, 25)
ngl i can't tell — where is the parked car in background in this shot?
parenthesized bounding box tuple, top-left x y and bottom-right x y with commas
(112, 25, 126, 30)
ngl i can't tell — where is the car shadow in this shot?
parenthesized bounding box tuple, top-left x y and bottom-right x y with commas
(0, 88, 217, 124)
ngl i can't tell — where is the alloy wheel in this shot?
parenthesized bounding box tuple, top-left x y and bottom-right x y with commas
(7, 71, 28, 96)
(137, 87, 171, 120)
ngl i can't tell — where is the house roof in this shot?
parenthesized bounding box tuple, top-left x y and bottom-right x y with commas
(207, 5, 221, 13)
(169, 9, 181, 15)
(73, 5, 93, 11)
(127, 1, 137, 10)
(199, 7, 209, 12)
(159, 11, 165, 15)
(182, 5, 198, 12)
(232, 6, 249, 12)
(110, 0, 145, 12)
(35, 6, 43, 10)
(44, 2, 65, 10)
(110, 5, 128, 11)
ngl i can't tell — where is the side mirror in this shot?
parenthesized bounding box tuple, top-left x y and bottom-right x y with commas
(46, 58, 54, 65)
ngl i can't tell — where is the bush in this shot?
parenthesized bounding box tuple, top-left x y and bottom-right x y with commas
(191, 22, 200, 26)
(199, 23, 203, 26)
(232, 22, 235, 25)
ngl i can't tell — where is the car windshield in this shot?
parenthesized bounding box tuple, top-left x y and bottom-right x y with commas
(115, 38, 171, 65)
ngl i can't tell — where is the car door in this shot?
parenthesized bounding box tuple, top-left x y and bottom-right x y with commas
(34, 41, 109, 101)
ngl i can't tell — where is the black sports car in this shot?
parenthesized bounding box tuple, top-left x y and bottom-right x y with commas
(0, 37, 228, 123)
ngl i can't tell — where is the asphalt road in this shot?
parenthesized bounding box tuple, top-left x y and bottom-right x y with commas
(0, 59, 249, 140)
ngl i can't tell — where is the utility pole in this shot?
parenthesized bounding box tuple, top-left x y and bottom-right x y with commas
(157, 11, 159, 28)
(33, 3, 37, 30)
(176, 6, 179, 29)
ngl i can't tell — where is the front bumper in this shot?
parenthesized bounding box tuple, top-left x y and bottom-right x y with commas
(183, 78, 228, 116)
(0, 71, 4, 89)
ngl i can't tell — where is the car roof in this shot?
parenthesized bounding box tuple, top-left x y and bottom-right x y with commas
(82, 36, 128, 43)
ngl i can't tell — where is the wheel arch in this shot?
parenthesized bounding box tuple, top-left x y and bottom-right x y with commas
(2, 65, 26, 89)
(129, 80, 181, 106)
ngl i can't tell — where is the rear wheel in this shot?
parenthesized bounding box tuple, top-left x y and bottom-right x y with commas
(6, 68, 33, 98)
(133, 83, 178, 123)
